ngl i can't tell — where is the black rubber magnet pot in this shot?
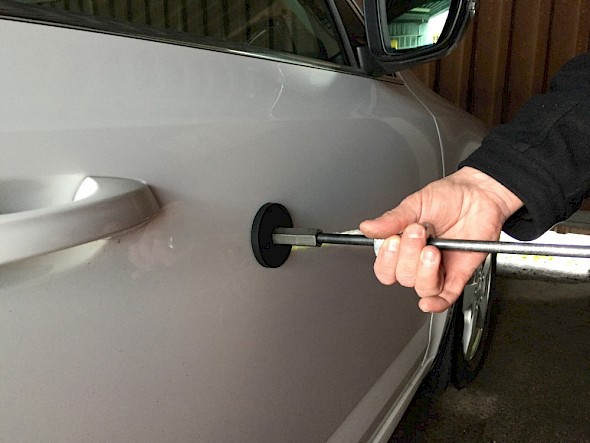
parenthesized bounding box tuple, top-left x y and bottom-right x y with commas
(251, 203, 293, 268)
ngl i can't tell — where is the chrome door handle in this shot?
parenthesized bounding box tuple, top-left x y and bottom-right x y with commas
(0, 176, 159, 266)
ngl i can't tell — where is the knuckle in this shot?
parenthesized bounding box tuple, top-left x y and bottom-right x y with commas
(396, 272, 416, 288)
(374, 263, 396, 286)
(374, 270, 396, 285)
(415, 281, 444, 298)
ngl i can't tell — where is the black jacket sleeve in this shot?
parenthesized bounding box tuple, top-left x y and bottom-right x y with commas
(459, 52, 590, 241)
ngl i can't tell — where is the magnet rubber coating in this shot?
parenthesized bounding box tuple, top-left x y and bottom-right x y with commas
(251, 203, 293, 268)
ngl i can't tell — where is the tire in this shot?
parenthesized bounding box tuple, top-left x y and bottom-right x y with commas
(452, 253, 498, 389)
(392, 257, 497, 442)
(409, 254, 497, 398)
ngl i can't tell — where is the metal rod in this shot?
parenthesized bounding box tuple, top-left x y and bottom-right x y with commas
(429, 238, 590, 258)
(316, 233, 373, 246)
(313, 233, 590, 258)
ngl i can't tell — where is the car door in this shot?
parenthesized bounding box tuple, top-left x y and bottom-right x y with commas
(0, 0, 444, 441)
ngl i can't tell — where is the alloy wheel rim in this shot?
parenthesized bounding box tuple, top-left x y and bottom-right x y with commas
(461, 255, 493, 361)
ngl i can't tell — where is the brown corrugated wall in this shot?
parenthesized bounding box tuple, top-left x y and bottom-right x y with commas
(412, 0, 590, 127)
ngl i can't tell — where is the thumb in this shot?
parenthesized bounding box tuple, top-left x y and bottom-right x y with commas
(360, 198, 421, 238)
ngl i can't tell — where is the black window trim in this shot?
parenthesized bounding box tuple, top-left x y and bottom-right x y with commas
(325, 0, 358, 69)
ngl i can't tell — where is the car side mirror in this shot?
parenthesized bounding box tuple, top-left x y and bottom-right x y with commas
(361, 0, 476, 75)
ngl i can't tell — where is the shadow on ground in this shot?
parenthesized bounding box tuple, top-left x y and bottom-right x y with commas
(390, 277, 590, 442)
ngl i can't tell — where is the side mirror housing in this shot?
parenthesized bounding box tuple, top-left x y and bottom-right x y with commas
(362, 0, 476, 75)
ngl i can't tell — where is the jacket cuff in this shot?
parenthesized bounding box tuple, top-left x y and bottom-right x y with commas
(459, 143, 568, 241)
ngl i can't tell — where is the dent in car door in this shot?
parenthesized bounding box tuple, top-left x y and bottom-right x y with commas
(0, 7, 442, 443)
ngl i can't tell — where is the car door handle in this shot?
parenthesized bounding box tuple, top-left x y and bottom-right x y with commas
(0, 176, 159, 266)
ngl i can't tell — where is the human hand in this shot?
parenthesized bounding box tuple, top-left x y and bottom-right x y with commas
(359, 167, 523, 313)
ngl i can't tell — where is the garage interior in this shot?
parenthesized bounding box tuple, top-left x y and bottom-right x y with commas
(393, 0, 590, 440)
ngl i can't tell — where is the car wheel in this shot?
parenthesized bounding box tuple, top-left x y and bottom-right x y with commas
(452, 253, 497, 389)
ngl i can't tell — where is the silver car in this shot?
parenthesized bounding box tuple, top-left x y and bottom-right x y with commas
(0, 0, 491, 441)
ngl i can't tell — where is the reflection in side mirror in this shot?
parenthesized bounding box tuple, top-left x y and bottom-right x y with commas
(387, 1, 451, 50)
(361, 0, 476, 75)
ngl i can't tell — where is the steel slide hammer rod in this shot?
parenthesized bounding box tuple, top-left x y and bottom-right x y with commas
(272, 228, 590, 258)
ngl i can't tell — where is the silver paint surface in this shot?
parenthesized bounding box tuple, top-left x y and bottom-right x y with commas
(0, 18, 486, 442)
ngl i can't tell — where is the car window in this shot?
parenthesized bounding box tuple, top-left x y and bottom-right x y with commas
(8, 0, 348, 64)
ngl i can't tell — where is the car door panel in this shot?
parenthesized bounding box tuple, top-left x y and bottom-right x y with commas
(0, 16, 443, 441)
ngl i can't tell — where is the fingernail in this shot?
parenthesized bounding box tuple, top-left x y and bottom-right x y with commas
(421, 249, 437, 264)
(387, 237, 399, 252)
(406, 226, 425, 239)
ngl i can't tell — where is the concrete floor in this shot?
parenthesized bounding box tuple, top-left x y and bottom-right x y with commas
(391, 277, 590, 442)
